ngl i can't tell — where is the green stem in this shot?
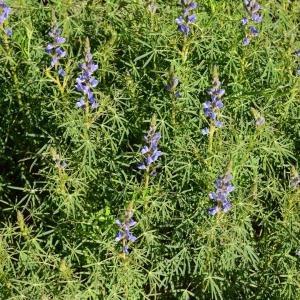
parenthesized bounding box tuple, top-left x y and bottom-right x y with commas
(181, 36, 189, 64)
(207, 122, 216, 168)
(143, 167, 150, 209)
(2, 33, 22, 108)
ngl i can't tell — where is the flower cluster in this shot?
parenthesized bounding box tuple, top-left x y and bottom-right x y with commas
(45, 21, 66, 75)
(137, 125, 162, 175)
(175, 0, 197, 35)
(241, 0, 262, 45)
(75, 52, 99, 109)
(165, 76, 181, 98)
(208, 173, 235, 215)
(115, 210, 137, 254)
(0, 1, 12, 36)
(294, 50, 300, 76)
(201, 77, 225, 135)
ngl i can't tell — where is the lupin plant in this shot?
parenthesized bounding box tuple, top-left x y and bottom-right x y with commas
(0, 0, 12, 36)
(115, 208, 137, 255)
(175, 0, 197, 36)
(1, 1, 300, 299)
(241, 0, 262, 45)
(75, 40, 99, 109)
(45, 21, 67, 74)
(208, 172, 235, 215)
(202, 72, 225, 136)
(137, 124, 162, 176)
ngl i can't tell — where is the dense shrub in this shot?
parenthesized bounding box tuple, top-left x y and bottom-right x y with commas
(0, 0, 299, 299)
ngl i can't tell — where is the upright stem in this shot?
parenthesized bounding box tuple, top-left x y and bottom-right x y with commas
(143, 167, 150, 209)
(207, 122, 216, 168)
(172, 93, 177, 126)
(181, 36, 189, 64)
(2, 33, 22, 108)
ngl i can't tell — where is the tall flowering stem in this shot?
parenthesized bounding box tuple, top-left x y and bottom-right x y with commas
(241, 0, 262, 45)
(75, 41, 99, 111)
(45, 21, 67, 75)
(115, 208, 137, 257)
(0, 2, 22, 107)
(208, 172, 235, 215)
(175, 1, 197, 63)
(138, 125, 162, 177)
(165, 75, 181, 125)
(202, 71, 225, 164)
(138, 121, 162, 207)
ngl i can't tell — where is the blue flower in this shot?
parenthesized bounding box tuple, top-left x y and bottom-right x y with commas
(241, 17, 248, 25)
(175, 91, 182, 98)
(250, 26, 259, 36)
(201, 127, 209, 135)
(208, 172, 235, 215)
(295, 50, 300, 56)
(4, 28, 12, 36)
(58, 68, 66, 76)
(243, 36, 250, 46)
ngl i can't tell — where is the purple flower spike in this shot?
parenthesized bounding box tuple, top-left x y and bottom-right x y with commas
(46, 21, 67, 69)
(0, 1, 11, 27)
(208, 172, 234, 215)
(115, 211, 137, 255)
(202, 76, 225, 131)
(138, 125, 162, 173)
(75, 50, 99, 109)
(176, 0, 197, 35)
(241, 1, 262, 44)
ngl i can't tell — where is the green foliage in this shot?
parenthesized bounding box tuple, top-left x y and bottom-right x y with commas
(0, 0, 299, 299)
